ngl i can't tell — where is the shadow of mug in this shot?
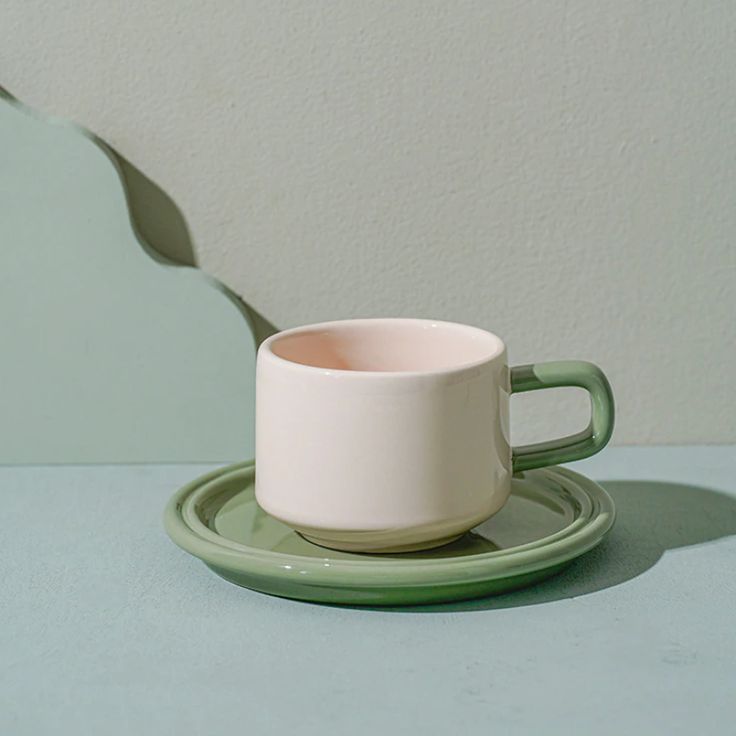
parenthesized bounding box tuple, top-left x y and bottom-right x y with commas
(354, 479, 736, 613)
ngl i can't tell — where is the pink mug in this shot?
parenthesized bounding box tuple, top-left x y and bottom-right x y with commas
(255, 318, 614, 552)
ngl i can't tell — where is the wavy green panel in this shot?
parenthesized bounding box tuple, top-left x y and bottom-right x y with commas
(0, 93, 256, 463)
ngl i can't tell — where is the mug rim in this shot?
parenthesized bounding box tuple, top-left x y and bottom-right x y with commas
(259, 318, 506, 378)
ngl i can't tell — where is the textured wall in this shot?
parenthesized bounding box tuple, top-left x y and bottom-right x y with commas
(3, 1, 735, 445)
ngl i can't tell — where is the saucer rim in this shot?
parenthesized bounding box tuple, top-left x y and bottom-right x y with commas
(164, 461, 615, 588)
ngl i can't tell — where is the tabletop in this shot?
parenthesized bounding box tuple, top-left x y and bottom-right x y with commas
(3, 446, 735, 735)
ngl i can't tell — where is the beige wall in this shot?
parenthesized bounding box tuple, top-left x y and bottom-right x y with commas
(3, 1, 735, 445)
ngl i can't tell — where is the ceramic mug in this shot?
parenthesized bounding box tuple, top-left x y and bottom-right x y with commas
(255, 318, 614, 553)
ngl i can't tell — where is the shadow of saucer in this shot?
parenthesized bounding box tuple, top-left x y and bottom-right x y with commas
(357, 480, 736, 613)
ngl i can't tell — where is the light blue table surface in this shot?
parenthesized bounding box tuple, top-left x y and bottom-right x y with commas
(3, 446, 735, 735)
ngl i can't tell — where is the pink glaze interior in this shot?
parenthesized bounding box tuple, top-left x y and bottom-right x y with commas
(268, 320, 503, 373)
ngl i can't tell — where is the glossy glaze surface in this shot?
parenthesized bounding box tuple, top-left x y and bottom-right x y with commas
(255, 319, 511, 552)
(164, 462, 615, 605)
(255, 318, 614, 552)
(510, 361, 615, 472)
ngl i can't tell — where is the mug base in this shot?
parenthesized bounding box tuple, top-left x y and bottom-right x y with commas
(298, 530, 464, 554)
(259, 496, 505, 555)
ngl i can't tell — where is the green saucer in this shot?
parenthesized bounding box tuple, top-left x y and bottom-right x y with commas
(164, 462, 615, 606)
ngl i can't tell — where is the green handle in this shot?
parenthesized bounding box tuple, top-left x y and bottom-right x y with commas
(510, 361, 614, 473)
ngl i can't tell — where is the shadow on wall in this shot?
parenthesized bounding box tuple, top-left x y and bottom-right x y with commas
(115, 152, 278, 346)
(358, 479, 736, 613)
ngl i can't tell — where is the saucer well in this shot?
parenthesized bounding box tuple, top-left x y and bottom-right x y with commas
(164, 462, 615, 606)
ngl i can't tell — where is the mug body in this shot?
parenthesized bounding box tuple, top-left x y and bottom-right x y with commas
(255, 318, 511, 552)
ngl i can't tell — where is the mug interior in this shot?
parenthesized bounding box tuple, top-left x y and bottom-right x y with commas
(267, 319, 504, 373)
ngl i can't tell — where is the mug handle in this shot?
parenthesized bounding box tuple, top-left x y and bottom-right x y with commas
(510, 361, 614, 473)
